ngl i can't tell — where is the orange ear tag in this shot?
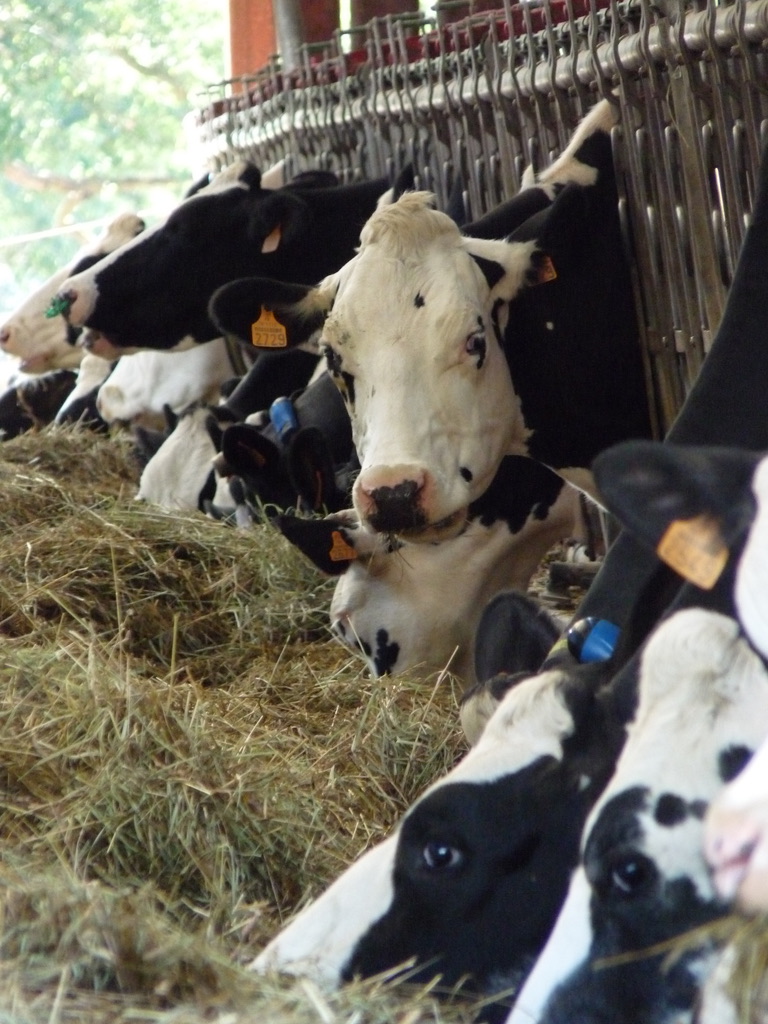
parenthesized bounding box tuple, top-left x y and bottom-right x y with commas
(251, 307, 287, 348)
(537, 255, 557, 284)
(329, 530, 357, 563)
(261, 224, 282, 253)
(656, 515, 729, 590)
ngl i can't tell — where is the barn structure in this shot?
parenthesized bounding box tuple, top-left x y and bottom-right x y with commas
(190, 0, 767, 445)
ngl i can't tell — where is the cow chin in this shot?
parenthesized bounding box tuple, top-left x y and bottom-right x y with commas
(391, 507, 469, 544)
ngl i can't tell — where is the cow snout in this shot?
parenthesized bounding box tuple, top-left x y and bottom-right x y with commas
(356, 465, 427, 534)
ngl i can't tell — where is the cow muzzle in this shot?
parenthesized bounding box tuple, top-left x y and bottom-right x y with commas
(356, 465, 427, 534)
(355, 465, 467, 541)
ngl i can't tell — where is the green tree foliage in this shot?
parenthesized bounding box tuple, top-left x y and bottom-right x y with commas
(0, 0, 227, 308)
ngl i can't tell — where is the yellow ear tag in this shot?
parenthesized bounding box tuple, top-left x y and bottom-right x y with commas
(251, 307, 287, 348)
(537, 255, 557, 284)
(656, 515, 729, 590)
(329, 530, 357, 563)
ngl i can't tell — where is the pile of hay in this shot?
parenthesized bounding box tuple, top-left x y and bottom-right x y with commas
(0, 424, 477, 1023)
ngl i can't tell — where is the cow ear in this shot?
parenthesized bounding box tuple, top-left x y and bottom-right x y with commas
(287, 169, 339, 190)
(209, 277, 331, 349)
(132, 424, 167, 468)
(247, 190, 309, 255)
(286, 426, 344, 512)
(275, 513, 361, 576)
(391, 163, 415, 200)
(464, 237, 541, 302)
(594, 440, 759, 551)
(221, 422, 282, 480)
(239, 163, 263, 191)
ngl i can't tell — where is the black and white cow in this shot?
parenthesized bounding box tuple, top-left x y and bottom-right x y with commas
(0, 368, 79, 438)
(209, 99, 651, 543)
(54, 353, 113, 429)
(573, 437, 768, 921)
(251, 660, 626, 1021)
(95, 337, 249, 427)
(54, 165, 413, 358)
(507, 607, 768, 1024)
(136, 403, 230, 511)
(0, 212, 145, 373)
(137, 365, 350, 513)
(536, 129, 768, 674)
(275, 454, 578, 686)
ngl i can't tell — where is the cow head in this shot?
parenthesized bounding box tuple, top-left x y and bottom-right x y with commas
(53, 164, 394, 356)
(276, 454, 577, 683)
(210, 193, 544, 542)
(0, 212, 144, 373)
(252, 667, 618, 1014)
(136, 403, 222, 511)
(512, 608, 767, 1024)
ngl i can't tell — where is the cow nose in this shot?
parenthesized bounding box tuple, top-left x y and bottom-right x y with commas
(357, 465, 427, 533)
(368, 480, 424, 531)
(0, 326, 10, 347)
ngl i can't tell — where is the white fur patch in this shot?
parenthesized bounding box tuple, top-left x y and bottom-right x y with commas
(251, 835, 398, 985)
(735, 456, 768, 660)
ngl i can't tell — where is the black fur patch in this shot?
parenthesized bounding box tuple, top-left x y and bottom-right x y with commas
(341, 371, 356, 406)
(470, 253, 506, 291)
(414, 292, 425, 308)
(718, 744, 753, 784)
(373, 629, 400, 675)
(654, 793, 687, 827)
(324, 346, 343, 375)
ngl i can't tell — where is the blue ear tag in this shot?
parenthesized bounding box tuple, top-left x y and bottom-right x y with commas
(566, 617, 620, 663)
(269, 396, 299, 442)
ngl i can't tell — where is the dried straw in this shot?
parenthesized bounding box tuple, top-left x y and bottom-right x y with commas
(0, 424, 471, 1022)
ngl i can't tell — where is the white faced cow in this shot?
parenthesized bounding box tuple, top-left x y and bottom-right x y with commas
(0, 212, 145, 373)
(210, 100, 651, 543)
(95, 337, 245, 427)
(275, 454, 578, 685)
(508, 607, 768, 1024)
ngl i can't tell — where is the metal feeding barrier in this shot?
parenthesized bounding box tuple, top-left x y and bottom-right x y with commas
(190, 0, 768, 437)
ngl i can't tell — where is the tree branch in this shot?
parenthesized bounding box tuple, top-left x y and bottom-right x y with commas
(4, 162, 182, 197)
(104, 43, 190, 105)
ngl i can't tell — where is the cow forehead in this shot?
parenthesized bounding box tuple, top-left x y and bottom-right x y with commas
(324, 234, 488, 352)
(424, 671, 574, 790)
(582, 609, 768, 868)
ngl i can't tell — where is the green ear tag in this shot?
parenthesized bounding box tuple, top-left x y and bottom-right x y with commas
(45, 293, 75, 319)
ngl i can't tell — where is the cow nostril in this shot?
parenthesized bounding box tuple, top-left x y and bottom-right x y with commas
(0, 328, 9, 346)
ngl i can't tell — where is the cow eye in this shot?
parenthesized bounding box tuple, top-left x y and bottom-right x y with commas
(608, 854, 656, 897)
(465, 334, 486, 362)
(422, 841, 463, 870)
